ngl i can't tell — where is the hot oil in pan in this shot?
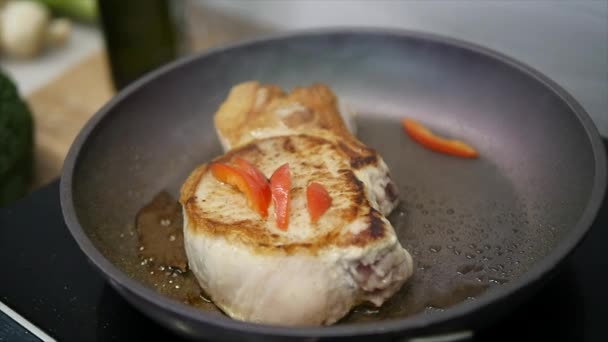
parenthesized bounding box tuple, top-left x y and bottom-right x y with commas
(128, 191, 219, 313)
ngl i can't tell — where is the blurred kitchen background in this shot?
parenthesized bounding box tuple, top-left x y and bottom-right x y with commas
(0, 0, 607, 206)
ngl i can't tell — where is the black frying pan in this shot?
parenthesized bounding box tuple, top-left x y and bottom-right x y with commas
(60, 30, 606, 341)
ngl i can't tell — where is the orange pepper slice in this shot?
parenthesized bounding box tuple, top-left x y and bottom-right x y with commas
(402, 118, 479, 158)
(210, 162, 270, 218)
(306, 182, 332, 223)
(234, 157, 271, 212)
(270, 163, 291, 230)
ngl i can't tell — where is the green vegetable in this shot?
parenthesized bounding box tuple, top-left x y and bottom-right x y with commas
(32, 0, 97, 23)
(0, 71, 34, 207)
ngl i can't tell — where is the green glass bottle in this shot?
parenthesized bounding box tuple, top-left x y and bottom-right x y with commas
(98, 0, 178, 90)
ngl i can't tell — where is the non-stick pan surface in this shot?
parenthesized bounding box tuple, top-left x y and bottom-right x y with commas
(60, 30, 606, 341)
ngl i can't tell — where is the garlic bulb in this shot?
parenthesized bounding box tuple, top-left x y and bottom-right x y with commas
(0, 1, 51, 58)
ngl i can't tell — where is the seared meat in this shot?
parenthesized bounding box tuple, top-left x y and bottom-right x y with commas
(180, 82, 413, 325)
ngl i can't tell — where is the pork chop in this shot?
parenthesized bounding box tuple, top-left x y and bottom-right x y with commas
(180, 134, 413, 325)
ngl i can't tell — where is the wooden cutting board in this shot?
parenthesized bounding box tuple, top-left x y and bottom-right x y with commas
(27, 50, 114, 190)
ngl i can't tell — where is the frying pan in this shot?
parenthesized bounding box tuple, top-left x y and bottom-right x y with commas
(60, 30, 606, 341)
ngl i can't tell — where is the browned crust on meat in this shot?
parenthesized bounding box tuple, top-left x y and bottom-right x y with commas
(338, 168, 366, 220)
(282, 136, 296, 153)
(384, 179, 399, 203)
(179, 135, 391, 255)
(338, 208, 387, 247)
(180, 163, 208, 204)
(337, 142, 379, 169)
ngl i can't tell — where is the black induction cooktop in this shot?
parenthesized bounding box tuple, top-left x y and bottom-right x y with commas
(1, 143, 607, 342)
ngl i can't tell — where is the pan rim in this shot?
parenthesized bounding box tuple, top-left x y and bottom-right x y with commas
(60, 27, 607, 338)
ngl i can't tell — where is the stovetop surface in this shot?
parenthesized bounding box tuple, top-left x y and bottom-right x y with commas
(1, 141, 607, 341)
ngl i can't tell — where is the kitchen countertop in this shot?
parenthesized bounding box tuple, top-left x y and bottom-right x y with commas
(0, 24, 102, 96)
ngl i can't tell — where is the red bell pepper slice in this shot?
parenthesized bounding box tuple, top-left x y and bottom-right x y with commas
(306, 182, 332, 223)
(402, 118, 479, 158)
(270, 163, 291, 230)
(234, 157, 271, 212)
(210, 162, 270, 217)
